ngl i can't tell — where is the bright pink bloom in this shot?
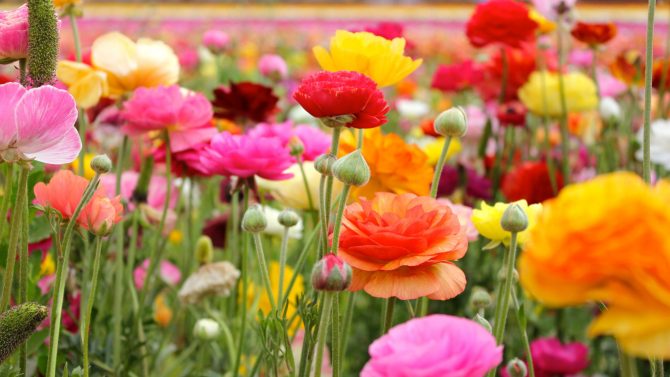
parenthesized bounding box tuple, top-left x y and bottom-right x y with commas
(122, 85, 216, 152)
(597, 71, 627, 98)
(531, 337, 589, 376)
(202, 30, 230, 53)
(202, 131, 293, 180)
(0, 5, 28, 61)
(0, 83, 80, 164)
(101, 171, 179, 210)
(362, 315, 502, 377)
(247, 121, 331, 161)
(133, 259, 181, 290)
(431, 60, 483, 92)
(258, 54, 288, 80)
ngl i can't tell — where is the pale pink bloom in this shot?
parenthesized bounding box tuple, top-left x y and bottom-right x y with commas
(202, 30, 230, 53)
(568, 49, 594, 69)
(258, 54, 288, 80)
(532, 0, 576, 21)
(122, 85, 217, 152)
(133, 259, 182, 290)
(0, 83, 80, 164)
(438, 199, 479, 241)
(247, 121, 330, 161)
(202, 131, 293, 180)
(0, 5, 28, 61)
(463, 105, 487, 141)
(362, 315, 502, 377)
(101, 171, 179, 211)
(597, 71, 627, 98)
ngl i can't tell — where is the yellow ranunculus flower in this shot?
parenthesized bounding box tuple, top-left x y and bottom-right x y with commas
(471, 200, 542, 248)
(40, 253, 55, 276)
(256, 162, 342, 211)
(529, 10, 556, 35)
(70, 153, 96, 180)
(313, 30, 422, 87)
(422, 137, 462, 166)
(518, 71, 598, 117)
(56, 61, 109, 109)
(91, 32, 179, 97)
(53, 0, 81, 8)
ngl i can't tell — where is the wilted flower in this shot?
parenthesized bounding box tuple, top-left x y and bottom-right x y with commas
(179, 261, 240, 304)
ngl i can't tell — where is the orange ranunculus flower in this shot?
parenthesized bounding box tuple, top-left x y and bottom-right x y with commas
(609, 50, 643, 87)
(338, 193, 468, 300)
(652, 59, 670, 90)
(519, 172, 670, 358)
(338, 128, 433, 200)
(570, 22, 617, 46)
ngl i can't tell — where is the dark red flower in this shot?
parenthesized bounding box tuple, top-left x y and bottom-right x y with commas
(571, 22, 617, 46)
(496, 101, 527, 127)
(431, 60, 484, 92)
(502, 161, 563, 204)
(212, 82, 279, 124)
(293, 71, 389, 129)
(466, 0, 538, 49)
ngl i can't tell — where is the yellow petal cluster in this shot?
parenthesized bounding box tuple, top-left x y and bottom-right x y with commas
(529, 10, 556, 35)
(313, 30, 422, 87)
(422, 137, 462, 166)
(471, 200, 542, 247)
(520, 172, 670, 358)
(56, 62, 109, 109)
(518, 71, 598, 117)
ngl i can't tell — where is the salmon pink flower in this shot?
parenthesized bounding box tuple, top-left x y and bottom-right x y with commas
(293, 71, 389, 129)
(362, 315, 502, 377)
(202, 131, 293, 180)
(466, 0, 538, 49)
(122, 85, 216, 152)
(338, 193, 468, 300)
(79, 195, 123, 236)
(0, 83, 80, 164)
(0, 5, 28, 61)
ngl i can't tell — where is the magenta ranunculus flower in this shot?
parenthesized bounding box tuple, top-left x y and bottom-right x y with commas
(122, 85, 216, 152)
(258, 54, 288, 80)
(202, 131, 293, 180)
(530, 337, 589, 375)
(247, 121, 331, 161)
(202, 30, 230, 53)
(362, 315, 502, 377)
(0, 83, 80, 164)
(0, 5, 28, 61)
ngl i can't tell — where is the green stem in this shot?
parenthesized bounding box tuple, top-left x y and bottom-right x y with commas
(619, 348, 639, 377)
(0, 165, 30, 312)
(251, 232, 276, 311)
(314, 293, 333, 377)
(69, 11, 82, 62)
(512, 289, 535, 377)
(278, 226, 289, 306)
(47, 172, 102, 377)
(281, 223, 321, 312)
(340, 291, 356, 373)
(83, 236, 104, 377)
(18, 59, 27, 86)
(232, 184, 250, 377)
(557, 14, 571, 184)
(297, 157, 315, 213)
(381, 297, 396, 335)
(17, 167, 29, 375)
(498, 47, 509, 104)
(0, 164, 14, 238)
(331, 295, 341, 377)
(330, 184, 351, 255)
(642, 0, 657, 184)
(320, 127, 343, 256)
(429, 137, 453, 198)
(112, 136, 127, 370)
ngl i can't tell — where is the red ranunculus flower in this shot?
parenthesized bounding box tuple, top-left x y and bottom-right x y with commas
(502, 161, 563, 204)
(477, 44, 541, 101)
(496, 101, 527, 127)
(431, 60, 484, 93)
(466, 0, 538, 49)
(293, 71, 389, 129)
(571, 22, 617, 46)
(212, 82, 279, 124)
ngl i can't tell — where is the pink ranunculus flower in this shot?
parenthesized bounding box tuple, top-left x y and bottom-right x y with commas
(133, 259, 182, 290)
(258, 54, 288, 80)
(597, 71, 627, 98)
(0, 83, 80, 164)
(0, 5, 28, 61)
(362, 315, 503, 377)
(122, 85, 217, 153)
(202, 131, 293, 180)
(247, 121, 331, 162)
(530, 337, 589, 376)
(202, 30, 230, 53)
(101, 171, 179, 211)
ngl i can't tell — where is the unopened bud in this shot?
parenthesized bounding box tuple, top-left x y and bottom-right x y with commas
(193, 318, 221, 340)
(498, 268, 519, 283)
(311, 253, 352, 292)
(501, 204, 528, 233)
(470, 286, 492, 310)
(0, 303, 48, 363)
(321, 114, 355, 129)
(90, 154, 112, 174)
(242, 205, 267, 233)
(278, 209, 300, 228)
(506, 358, 528, 377)
(288, 136, 305, 158)
(332, 150, 370, 187)
(195, 235, 214, 265)
(473, 313, 492, 333)
(314, 154, 336, 176)
(434, 107, 468, 137)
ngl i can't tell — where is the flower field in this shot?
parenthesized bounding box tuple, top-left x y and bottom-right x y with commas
(0, 0, 668, 376)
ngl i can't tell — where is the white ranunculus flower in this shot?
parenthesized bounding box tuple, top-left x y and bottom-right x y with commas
(636, 119, 670, 169)
(396, 99, 429, 119)
(599, 97, 621, 122)
(193, 318, 221, 340)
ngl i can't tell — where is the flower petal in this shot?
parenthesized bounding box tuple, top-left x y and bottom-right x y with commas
(0, 82, 25, 149)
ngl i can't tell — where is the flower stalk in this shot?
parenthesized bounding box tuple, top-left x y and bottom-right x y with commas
(642, 0, 657, 184)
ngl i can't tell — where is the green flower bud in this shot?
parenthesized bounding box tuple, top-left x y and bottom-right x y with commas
(288, 136, 305, 158)
(242, 205, 267, 233)
(501, 204, 529, 233)
(506, 358, 528, 377)
(332, 150, 370, 187)
(193, 318, 221, 341)
(434, 107, 468, 137)
(473, 313, 492, 333)
(27, 0, 59, 87)
(195, 235, 214, 265)
(320, 114, 355, 129)
(470, 286, 492, 310)
(0, 303, 48, 363)
(278, 209, 300, 228)
(314, 154, 336, 176)
(311, 253, 352, 292)
(90, 154, 113, 174)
